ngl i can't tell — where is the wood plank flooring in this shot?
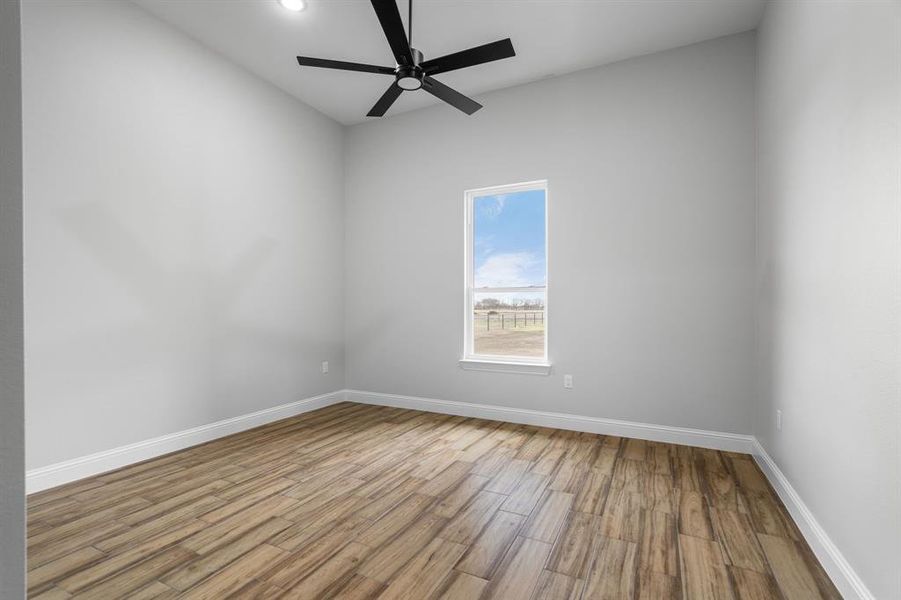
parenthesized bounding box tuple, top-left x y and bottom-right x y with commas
(27, 402, 841, 599)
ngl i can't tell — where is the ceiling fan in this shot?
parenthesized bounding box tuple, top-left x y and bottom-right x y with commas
(295, 0, 516, 117)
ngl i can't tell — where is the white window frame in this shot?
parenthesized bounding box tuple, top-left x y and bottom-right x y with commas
(461, 180, 550, 374)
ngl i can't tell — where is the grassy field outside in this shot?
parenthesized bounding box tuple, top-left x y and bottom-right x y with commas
(473, 310, 545, 357)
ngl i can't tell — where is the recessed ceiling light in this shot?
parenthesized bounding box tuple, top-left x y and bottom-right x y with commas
(278, 0, 306, 12)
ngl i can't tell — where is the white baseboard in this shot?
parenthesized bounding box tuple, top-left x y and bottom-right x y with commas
(753, 440, 874, 600)
(344, 389, 756, 453)
(26, 390, 345, 494)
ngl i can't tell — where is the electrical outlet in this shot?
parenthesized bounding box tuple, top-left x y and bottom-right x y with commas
(321, 361, 329, 374)
(563, 374, 573, 389)
(776, 409, 782, 431)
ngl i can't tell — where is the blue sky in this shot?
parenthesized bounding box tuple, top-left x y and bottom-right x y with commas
(474, 189, 546, 289)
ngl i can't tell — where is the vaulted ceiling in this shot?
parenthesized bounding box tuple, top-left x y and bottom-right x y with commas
(135, 0, 766, 125)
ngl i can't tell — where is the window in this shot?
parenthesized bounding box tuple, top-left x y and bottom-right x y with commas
(463, 180, 548, 369)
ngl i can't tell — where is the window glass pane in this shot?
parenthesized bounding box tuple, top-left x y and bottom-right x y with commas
(473, 189, 546, 288)
(473, 291, 545, 358)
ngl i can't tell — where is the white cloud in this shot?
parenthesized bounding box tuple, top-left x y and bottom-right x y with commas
(475, 252, 539, 287)
(474, 233, 494, 256)
(479, 195, 507, 218)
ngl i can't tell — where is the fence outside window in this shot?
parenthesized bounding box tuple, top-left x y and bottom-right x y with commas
(473, 311, 544, 331)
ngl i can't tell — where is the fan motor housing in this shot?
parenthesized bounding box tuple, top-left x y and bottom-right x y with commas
(396, 48, 424, 90)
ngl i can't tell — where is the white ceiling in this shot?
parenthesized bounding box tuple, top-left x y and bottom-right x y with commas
(135, 0, 765, 125)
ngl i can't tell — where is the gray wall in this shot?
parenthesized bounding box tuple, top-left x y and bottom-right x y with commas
(1, 0, 25, 596)
(756, 1, 901, 598)
(345, 33, 758, 434)
(22, 1, 346, 470)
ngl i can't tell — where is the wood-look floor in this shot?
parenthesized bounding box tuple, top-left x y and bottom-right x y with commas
(27, 402, 841, 599)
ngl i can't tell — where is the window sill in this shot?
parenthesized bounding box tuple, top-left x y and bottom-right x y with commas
(458, 359, 552, 376)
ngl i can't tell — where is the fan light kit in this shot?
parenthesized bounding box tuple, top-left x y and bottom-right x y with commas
(295, 0, 516, 117)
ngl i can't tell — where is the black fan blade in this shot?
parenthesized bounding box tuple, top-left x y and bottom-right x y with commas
(367, 83, 404, 117)
(421, 38, 515, 76)
(297, 56, 395, 75)
(370, 0, 412, 66)
(422, 76, 482, 115)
